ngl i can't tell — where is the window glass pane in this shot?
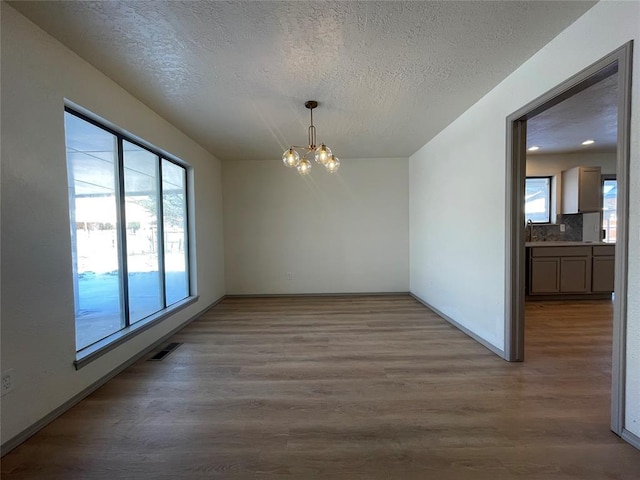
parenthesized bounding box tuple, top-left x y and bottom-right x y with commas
(123, 141, 163, 322)
(65, 112, 123, 350)
(162, 160, 189, 305)
(602, 179, 617, 243)
(525, 177, 551, 223)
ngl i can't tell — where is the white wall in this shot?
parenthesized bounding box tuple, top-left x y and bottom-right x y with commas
(223, 158, 409, 294)
(0, 3, 225, 446)
(409, 111, 507, 350)
(409, 0, 640, 440)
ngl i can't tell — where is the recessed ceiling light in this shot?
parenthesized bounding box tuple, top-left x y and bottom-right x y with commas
(581, 139, 595, 145)
(527, 146, 540, 151)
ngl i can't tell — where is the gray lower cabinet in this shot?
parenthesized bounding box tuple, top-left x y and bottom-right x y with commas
(530, 258, 560, 293)
(559, 256, 591, 293)
(592, 257, 615, 292)
(592, 245, 615, 293)
(528, 245, 611, 296)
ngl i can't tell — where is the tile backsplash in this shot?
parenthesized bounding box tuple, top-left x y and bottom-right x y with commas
(529, 213, 583, 242)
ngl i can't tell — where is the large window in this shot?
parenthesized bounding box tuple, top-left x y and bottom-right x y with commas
(65, 108, 190, 353)
(525, 177, 551, 224)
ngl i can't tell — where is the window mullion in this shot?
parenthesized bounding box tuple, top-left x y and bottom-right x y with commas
(157, 157, 167, 308)
(184, 168, 191, 296)
(115, 136, 131, 327)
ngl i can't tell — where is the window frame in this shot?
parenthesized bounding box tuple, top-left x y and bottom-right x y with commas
(65, 106, 195, 368)
(525, 176, 552, 224)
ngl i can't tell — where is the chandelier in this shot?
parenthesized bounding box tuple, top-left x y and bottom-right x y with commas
(282, 100, 340, 175)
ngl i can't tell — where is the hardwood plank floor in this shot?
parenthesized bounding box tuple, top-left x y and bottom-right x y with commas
(2, 295, 639, 479)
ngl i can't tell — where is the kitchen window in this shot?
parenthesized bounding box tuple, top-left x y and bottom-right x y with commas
(65, 107, 191, 361)
(525, 176, 551, 224)
(602, 175, 617, 243)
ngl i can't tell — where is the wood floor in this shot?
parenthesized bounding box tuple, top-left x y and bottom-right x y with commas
(2, 295, 639, 479)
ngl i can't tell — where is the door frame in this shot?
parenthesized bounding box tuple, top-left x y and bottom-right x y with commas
(504, 41, 633, 436)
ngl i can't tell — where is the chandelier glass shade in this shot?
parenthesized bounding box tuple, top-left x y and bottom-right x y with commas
(282, 101, 339, 175)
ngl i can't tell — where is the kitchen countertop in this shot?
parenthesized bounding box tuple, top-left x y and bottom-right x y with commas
(525, 241, 614, 247)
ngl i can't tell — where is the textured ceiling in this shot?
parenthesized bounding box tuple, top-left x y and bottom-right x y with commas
(527, 74, 618, 155)
(9, 0, 597, 162)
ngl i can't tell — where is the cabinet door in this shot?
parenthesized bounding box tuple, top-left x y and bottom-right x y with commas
(530, 258, 560, 294)
(562, 166, 601, 214)
(579, 167, 601, 213)
(560, 257, 591, 293)
(592, 256, 615, 292)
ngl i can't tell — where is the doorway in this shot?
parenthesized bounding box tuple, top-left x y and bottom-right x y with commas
(504, 42, 633, 436)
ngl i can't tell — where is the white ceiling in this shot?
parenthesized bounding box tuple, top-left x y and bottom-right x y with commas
(527, 74, 618, 155)
(10, 0, 598, 162)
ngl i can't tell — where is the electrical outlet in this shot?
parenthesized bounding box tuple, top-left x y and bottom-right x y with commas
(286, 272, 293, 281)
(560, 224, 566, 232)
(1, 369, 15, 396)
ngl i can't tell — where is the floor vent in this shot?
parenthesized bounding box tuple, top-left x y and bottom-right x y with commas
(148, 342, 182, 361)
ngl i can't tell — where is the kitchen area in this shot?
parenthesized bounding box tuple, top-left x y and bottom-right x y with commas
(524, 73, 618, 301)
(525, 163, 616, 300)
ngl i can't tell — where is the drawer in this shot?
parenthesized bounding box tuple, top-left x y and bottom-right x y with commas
(530, 246, 591, 257)
(593, 245, 615, 256)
